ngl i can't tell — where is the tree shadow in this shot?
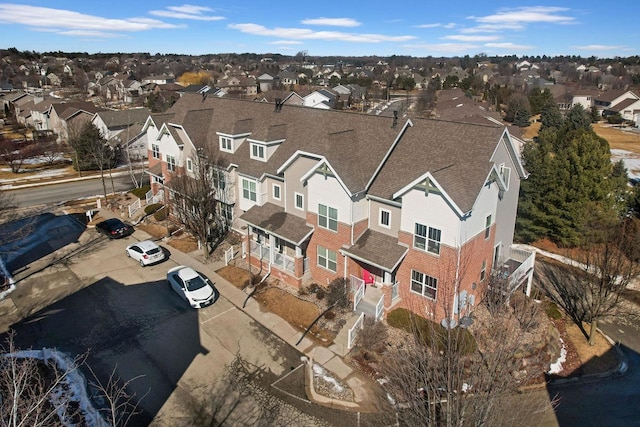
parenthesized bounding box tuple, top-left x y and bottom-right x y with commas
(546, 343, 640, 426)
(2, 276, 207, 426)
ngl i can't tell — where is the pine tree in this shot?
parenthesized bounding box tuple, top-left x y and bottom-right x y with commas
(540, 100, 564, 131)
(563, 104, 592, 132)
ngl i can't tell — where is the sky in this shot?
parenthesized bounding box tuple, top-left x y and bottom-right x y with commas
(0, 1, 638, 58)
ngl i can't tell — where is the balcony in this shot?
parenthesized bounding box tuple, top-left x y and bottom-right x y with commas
(495, 247, 536, 295)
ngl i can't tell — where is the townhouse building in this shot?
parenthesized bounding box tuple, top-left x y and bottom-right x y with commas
(142, 93, 535, 323)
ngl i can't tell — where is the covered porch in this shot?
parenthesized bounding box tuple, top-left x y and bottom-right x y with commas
(240, 203, 313, 286)
(342, 229, 409, 320)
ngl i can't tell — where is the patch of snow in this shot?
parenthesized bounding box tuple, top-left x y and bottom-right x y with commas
(611, 149, 640, 179)
(5, 349, 107, 427)
(547, 338, 567, 374)
(312, 363, 343, 392)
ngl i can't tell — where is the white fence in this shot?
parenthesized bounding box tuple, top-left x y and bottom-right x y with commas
(347, 312, 365, 349)
(352, 277, 365, 311)
(224, 245, 238, 266)
(128, 198, 141, 218)
(375, 295, 385, 321)
(145, 189, 164, 204)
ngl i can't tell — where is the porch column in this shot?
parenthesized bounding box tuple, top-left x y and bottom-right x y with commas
(269, 234, 276, 264)
(295, 246, 302, 257)
(383, 271, 392, 285)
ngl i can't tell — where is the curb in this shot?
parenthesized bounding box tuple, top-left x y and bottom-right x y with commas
(303, 357, 360, 411)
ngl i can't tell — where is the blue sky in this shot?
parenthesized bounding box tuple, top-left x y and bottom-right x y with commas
(0, 2, 637, 58)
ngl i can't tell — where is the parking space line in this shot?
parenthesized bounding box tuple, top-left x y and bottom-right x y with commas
(201, 306, 236, 324)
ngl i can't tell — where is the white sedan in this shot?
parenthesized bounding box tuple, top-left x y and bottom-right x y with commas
(125, 240, 166, 266)
(167, 265, 218, 309)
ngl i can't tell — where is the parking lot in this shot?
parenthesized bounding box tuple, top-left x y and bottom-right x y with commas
(1, 221, 323, 426)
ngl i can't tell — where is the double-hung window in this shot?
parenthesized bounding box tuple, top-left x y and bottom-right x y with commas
(151, 144, 160, 159)
(411, 270, 437, 299)
(220, 136, 233, 152)
(317, 246, 337, 272)
(166, 155, 176, 172)
(500, 164, 511, 190)
(186, 158, 193, 172)
(273, 184, 281, 200)
(318, 204, 338, 231)
(250, 143, 266, 161)
(295, 193, 304, 210)
(242, 179, 257, 202)
(414, 223, 441, 255)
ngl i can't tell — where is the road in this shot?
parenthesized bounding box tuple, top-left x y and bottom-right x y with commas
(7, 173, 148, 207)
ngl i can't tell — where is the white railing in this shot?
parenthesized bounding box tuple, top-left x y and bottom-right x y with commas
(391, 281, 400, 301)
(347, 312, 365, 349)
(375, 294, 385, 321)
(128, 198, 141, 217)
(273, 251, 295, 274)
(224, 245, 237, 266)
(146, 189, 164, 204)
(508, 249, 536, 293)
(352, 275, 365, 311)
(250, 241, 270, 262)
(350, 275, 364, 292)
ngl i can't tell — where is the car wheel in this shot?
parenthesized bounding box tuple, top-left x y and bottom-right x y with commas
(140, 259, 145, 267)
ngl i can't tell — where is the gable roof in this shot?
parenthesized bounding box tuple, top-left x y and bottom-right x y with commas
(94, 108, 151, 130)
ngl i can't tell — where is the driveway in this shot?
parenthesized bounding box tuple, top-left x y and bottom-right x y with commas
(1, 227, 324, 426)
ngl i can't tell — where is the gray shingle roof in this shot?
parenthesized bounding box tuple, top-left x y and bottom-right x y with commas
(240, 203, 313, 245)
(342, 229, 408, 271)
(96, 108, 151, 129)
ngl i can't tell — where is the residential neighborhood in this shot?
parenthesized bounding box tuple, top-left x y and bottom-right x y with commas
(1, 47, 640, 426)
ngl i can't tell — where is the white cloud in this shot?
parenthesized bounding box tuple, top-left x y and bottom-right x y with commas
(403, 42, 481, 54)
(301, 17, 361, 27)
(573, 44, 624, 51)
(469, 6, 575, 25)
(485, 42, 533, 50)
(443, 23, 456, 29)
(415, 23, 442, 29)
(0, 4, 178, 34)
(228, 23, 415, 43)
(270, 40, 303, 45)
(443, 35, 500, 42)
(149, 4, 225, 21)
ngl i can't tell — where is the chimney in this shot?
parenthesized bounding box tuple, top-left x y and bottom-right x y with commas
(392, 110, 398, 128)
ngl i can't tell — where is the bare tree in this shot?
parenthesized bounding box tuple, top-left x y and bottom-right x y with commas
(0, 138, 41, 174)
(537, 218, 640, 345)
(167, 151, 229, 259)
(68, 121, 116, 203)
(0, 333, 145, 427)
(379, 253, 555, 426)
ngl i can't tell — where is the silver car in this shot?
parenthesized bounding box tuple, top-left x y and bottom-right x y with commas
(167, 265, 218, 308)
(125, 240, 166, 266)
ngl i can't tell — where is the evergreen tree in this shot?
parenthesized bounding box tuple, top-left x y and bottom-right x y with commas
(513, 105, 531, 127)
(516, 128, 618, 246)
(528, 88, 554, 115)
(563, 104, 592, 132)
(540, 100, 564, 131)
(505, 94, 530, 123)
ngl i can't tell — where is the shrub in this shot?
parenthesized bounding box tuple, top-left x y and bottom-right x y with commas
(324, 310, 336, 320)
(309, 283, 322, 294)
(356, 316, 388, 354)
(153, 207, 168, 221)
(327, 278, 349, 308)
(545, 301, 562, 320)
(315, 289, 325, 300)
(130, 185, 151, 199)
(144, 203, 163, 215)
(386, 308, 477, 355)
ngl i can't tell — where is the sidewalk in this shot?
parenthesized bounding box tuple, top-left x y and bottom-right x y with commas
(120, 213, 383, 413)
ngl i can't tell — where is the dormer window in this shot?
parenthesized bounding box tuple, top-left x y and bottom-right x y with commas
(250, 143, 266, 161)
(220, 136, 233, 153)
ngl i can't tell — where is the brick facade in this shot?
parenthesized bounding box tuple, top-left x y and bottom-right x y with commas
(305, 212, 352, 287)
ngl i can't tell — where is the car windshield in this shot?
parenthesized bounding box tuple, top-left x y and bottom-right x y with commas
(147, 247, 161, 255)
(185, 275, 207, 292)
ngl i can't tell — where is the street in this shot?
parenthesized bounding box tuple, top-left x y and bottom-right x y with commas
(7, 172, 148, 207)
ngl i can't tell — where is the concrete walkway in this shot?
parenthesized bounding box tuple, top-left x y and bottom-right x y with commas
(119, 214, 383, 413)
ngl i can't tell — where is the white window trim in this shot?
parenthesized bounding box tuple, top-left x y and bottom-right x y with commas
(294, 192, 304, 210)
(485, 214, 492, 239)
(379, 208, 391, 229)
(166, 154, 176, 172)
(220, 136, 234, 153)
(317, 245, 337, 273)
(151, 143, 160, 159)
(186, 158, 193, 172)
(318, 203, 338, 232)
(242, 178, 257, 202)
(250, 142, 266, 161)
(410, 269, 437, 300)
(272, 183, 281, 201)
(499, 163, 511, 191)
(414, 223, 441, 255)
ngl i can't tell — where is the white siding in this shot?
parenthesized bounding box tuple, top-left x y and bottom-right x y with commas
(400, 189, 460, 248)
(237, 176, 262, 212)
(307, 173, 351, 224)
(460, 182, 499, 243)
